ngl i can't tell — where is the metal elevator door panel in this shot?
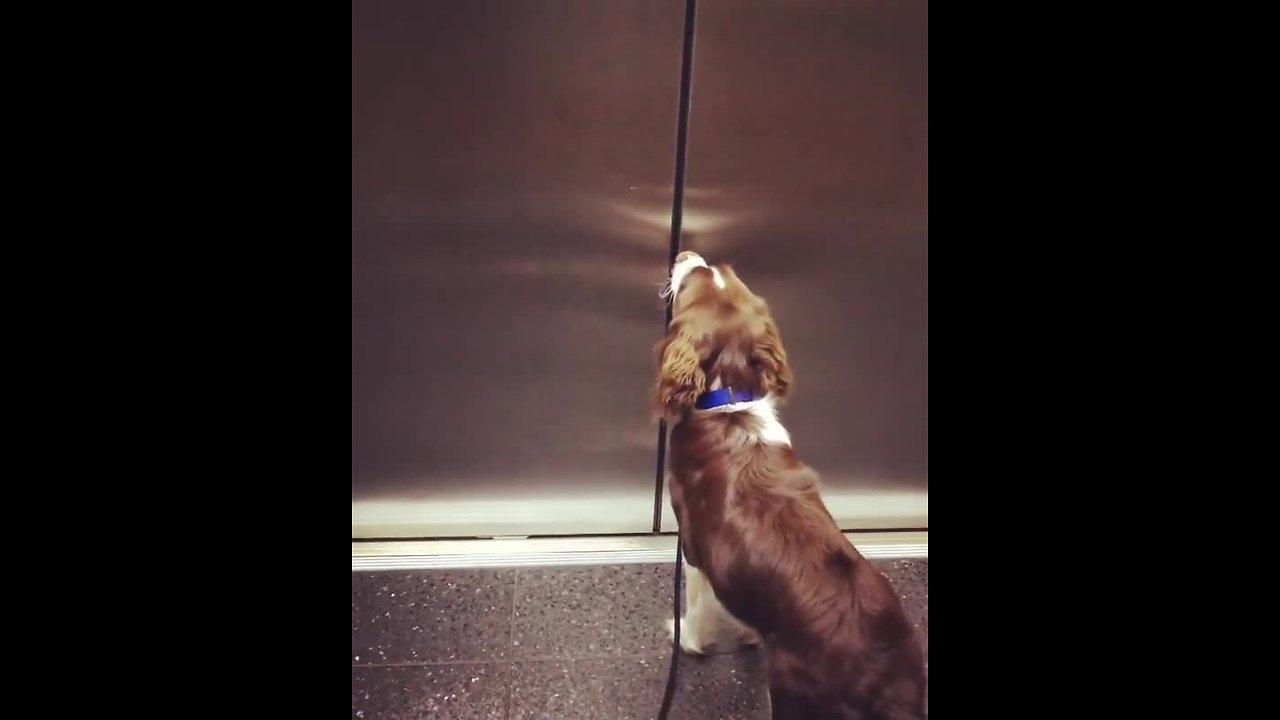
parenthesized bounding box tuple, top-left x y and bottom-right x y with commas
(352, 0, 684, 537)
(665, 0, 929, 530)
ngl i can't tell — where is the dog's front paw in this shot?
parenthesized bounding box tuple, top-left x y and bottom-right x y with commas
(665, 617, 706, 655)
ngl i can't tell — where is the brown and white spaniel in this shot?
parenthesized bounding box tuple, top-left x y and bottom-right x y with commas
(656, 251, 926, 720)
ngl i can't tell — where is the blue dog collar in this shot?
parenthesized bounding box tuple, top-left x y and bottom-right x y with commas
(695, 388, 756, 410)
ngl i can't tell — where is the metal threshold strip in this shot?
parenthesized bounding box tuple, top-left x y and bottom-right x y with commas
(351, 531, 927, 571)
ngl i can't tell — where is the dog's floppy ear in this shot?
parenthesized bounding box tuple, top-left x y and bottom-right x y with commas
(655, 322, 706, 419)
(753, 316, 793, 398)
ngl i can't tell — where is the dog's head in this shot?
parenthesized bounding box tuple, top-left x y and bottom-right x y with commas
(655, 251, 793, 419)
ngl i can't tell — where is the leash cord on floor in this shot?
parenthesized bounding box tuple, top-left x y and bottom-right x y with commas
(657, 532, 682, 719)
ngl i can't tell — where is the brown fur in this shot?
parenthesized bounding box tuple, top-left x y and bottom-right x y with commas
(656, 261, 925, 720)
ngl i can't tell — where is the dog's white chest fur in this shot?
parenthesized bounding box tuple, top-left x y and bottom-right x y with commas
(705, 395, 792, 447)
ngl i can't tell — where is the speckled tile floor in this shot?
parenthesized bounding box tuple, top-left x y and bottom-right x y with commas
(352, 559, 927, 719)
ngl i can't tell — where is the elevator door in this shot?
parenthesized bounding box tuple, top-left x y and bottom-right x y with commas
(352, 0, 684, 537)
(664, 0, 929, 530)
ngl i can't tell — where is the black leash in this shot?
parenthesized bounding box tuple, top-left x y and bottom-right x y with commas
(657, 533, 683, 719)
(658, 4, 697, 714)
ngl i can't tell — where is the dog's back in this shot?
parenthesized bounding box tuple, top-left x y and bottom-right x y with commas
(760, 543, 926, 720)
(671, 413, 925, 719)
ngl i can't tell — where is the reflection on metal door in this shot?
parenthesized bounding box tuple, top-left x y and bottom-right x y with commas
(663, 0, 929, 530)
(352, 0, 686, 537)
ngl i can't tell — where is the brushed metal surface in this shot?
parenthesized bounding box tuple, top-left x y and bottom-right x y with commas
(352, 0, 685, 531)
(351, 0, 929, 536)
(680, 0, 929, 503)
